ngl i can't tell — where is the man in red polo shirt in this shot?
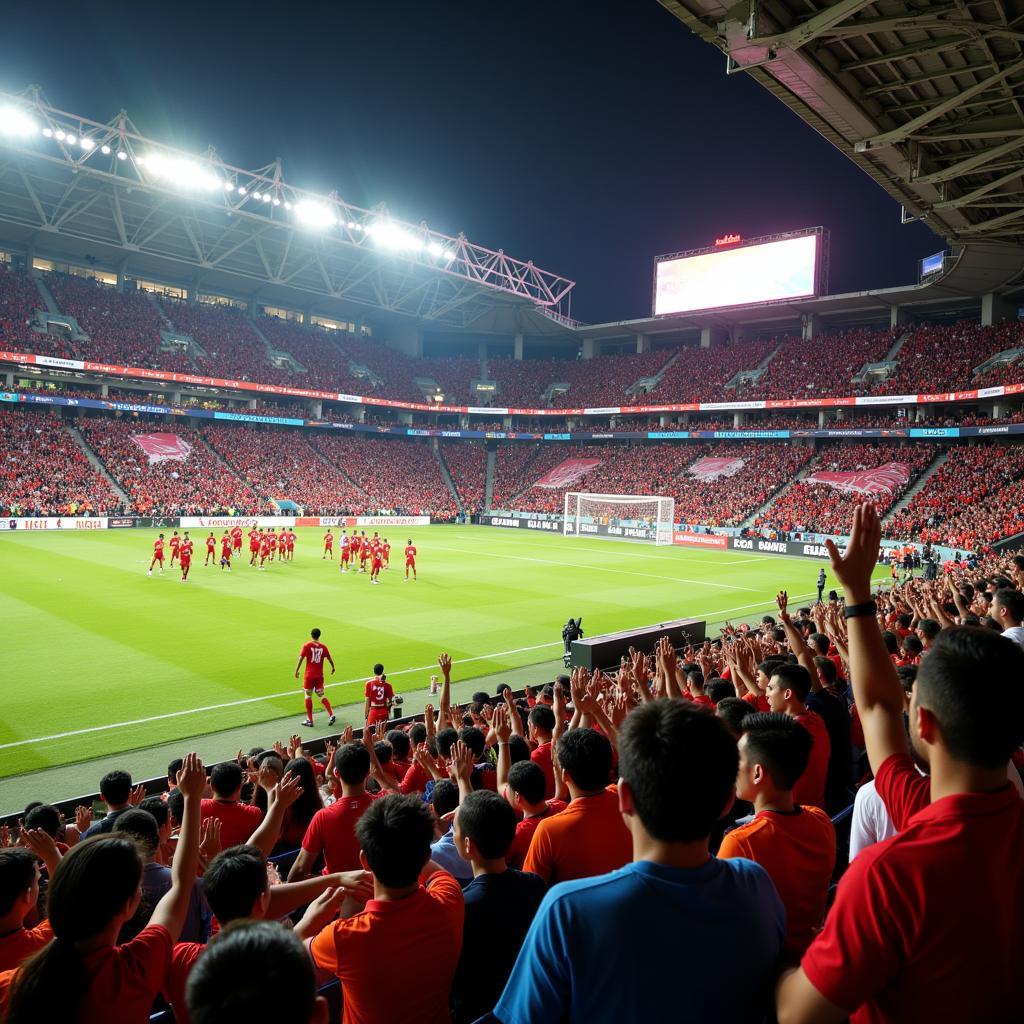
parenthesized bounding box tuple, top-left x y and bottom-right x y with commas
(765, 664, 830, 811)
(200, 762, 263, 848)
(776, 502, 1024, 1024)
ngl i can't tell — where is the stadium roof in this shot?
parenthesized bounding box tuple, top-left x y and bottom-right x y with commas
(660, 0, 1024, 270)
(0, 88, 578, 337)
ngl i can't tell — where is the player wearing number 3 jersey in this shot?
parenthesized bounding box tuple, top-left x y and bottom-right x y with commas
(295, 627, 337, 729)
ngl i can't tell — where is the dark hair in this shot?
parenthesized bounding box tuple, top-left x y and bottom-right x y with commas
(528, 706, 555, 735)
(210, 761, 243, 798)
(916, 626, 1024, 768)
(881, 630, 899, 655)
(757, 656, 786, 680)
(471, 691, 490, 706)
(917, 618, 941, 641)
(373, 662, 384, 675)
(186, 919, 316, 1024)
(166, 788, 184, 826)
(203, 846, 268, 923)
(687, 670, 705, 692)
(167, 758, 184, 782)
(0, 849, 38, 917)
(138, 797, 169, 829)
(409, 722, 427, 746)
(436, 728, 459, 759)
(457, 790, 516, 860)
(507, 761, 546, 805)
(112, 809, 160, 859)
(716, 697, 751, 737)
(707, 679, 734, 705)
(335, 743, 371, 785)
(896, 664, 917, 693)
(508, 735, 532, 764)
(431, 779, 460, 818)
(458, 727, 486, 758)
(23, 804, 61, 839)
(902, 634, 923, 657)
(387, 730, 411, 759)
(808, 633, 830, 655)
(994, 588, 1024, 623)
(355, 794, 434, 888)
(99, 770, 132, 805)
(740, 712, 813, 791)
(814, 655, 837, 686)
(619, 700, 738, 842)
(373, 742, 392, 765)
(771, 663, 812, 703)
(283, 758, 324, 830)
(898, 613, 913, 629)
(311, 628, 321, 639)
(557, 728, 612, 792)
(7, 837, 143, 1024)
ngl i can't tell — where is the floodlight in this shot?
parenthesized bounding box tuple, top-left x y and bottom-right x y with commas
(272, 197, 280, 206)
(41, 127, 53, 138)
(295, 200, 336, 229)
(443, 251, 456, 262)
(143, 152, 221, 190)
(101, 144, 111, 155)
(223, 180, 234, 189)
(80, 137, 94, 150)
(0, 107, 38, 136)
(65, 134, 76, 145)
(136, 155, 147, 165)
(427, 241, 444, 257)
(284, 201, 292, 210)
(252, 191, 262, 200)
(55, 129, 66, 141)
(238, 188, 247, 196)
(262, 193, 271, 202)
(367, 220, 424, 252)
(117, 150, 127, 160)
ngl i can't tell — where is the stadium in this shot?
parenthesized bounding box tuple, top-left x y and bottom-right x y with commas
(0, 2, 1023, 1022)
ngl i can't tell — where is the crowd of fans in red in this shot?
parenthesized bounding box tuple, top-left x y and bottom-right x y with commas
(442, 442, 488, 514)
(755, 444, 936, 536)
(1, 513, 1021, 1023)
(0, 265, 76, 360)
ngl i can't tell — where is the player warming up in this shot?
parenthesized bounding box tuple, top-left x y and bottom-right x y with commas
(284, 527, 296, 561)
(231, 523, 243, 557)
(148, 533, 165, 575)
(364, 663, 393, 726)
(179, 532, 194, 583)
(323, 528, 334, 560)
(168, 530, 181, 567)
(259, 530, 272, 570)
(370, 538, 383, 585)
(248, 527, 261, 566)
(340, 530, 350, 573)
(220, 530, 232, 570)
(295, 627, 336, 728)
(382, 537, 391, 569)
(204, 531, 217, 566)
(404, 539, 417, 581)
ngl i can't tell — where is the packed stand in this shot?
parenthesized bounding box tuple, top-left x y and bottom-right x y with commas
(886, 443, 1024, 549)
(202, 426, 367, 514)
(44, 274, 189, 373)
(442, 442, 488, 514)
(486, 357, 570, 407)
(335, 336, 433, 404)
(311, 434, 459, 518)
(650, 338, 776, 403)
(77, 415, 259, 515)
(755, 443, 936, 536)
(0, 407, 118, 516)
(490, 444, 546, 508)
(550, 349, 672, 408)
(256, 316, 357, 392)
(0, 264, 76, 359)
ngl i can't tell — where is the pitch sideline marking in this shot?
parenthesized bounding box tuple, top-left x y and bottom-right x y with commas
(0, 590, 825, 752)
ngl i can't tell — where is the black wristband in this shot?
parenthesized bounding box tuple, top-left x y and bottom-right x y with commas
(844, 600, 877, 620)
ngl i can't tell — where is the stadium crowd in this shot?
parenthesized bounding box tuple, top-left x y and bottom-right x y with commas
(442, 442, 488, 515)
(0, 506, 1021, 1024)
(0, 265, 76, 359)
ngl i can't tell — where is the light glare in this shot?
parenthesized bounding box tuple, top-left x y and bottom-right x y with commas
(80, 137, 94, 150)
(0, 107, 38, 136)
(295, 200, 336, 229)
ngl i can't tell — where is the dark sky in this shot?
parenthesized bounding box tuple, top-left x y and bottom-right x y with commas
(2, 0, 941, 324)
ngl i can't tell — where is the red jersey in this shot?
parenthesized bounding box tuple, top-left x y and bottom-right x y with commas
(405, 544, 417, 562)
(268, 534, 277, 550)
(383, 542, 391, 557)
(301, 793, 377, 874)
(179, 540, 194, 561)
(169, 536, 181, 550)
(220, 538, 232, 555)
(324, 533, 334, 548)
(365, 678, 394, 708)
(206, 536, 216, 551)
(359, 539, 369, 559)
(231, 526, 243, 542)
(153, 539, 164, 556)
(286, 531, 296, 547)
(260, 538, 271, 554)
(301, 641, 332, 682)
(249, 529, 260, 548)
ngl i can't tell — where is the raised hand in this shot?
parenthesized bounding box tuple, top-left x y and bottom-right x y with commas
(438, 652, 452, 678)
(450, 739, 475, 781)
(129, 783, 147, 806)
(273, 771, 303, 809)
(826, 503, 882, 603)
(491, 704, 511, 743)
(176, 752, 206, 798)
(74, 805, 93, 833)
(776, 590, 790, 620)
(20, 827, 60, 864)
(198, 816, 222, 864)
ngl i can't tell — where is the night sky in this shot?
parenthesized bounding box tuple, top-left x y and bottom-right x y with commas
(2, 1, 941, 324)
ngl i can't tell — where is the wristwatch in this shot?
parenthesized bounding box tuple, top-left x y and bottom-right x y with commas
(844, 600, 877, 619)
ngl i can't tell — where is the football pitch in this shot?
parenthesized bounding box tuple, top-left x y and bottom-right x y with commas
(0, 526, 888, 780)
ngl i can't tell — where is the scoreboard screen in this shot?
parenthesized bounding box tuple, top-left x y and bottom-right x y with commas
(654, 231, 821, 316)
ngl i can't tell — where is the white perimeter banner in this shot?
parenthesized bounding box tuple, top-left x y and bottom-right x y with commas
(346, 515, 430, 528)
(178, 515, 297, 529)
(0, 517, 109, 531)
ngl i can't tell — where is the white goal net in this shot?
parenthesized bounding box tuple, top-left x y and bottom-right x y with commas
(563, 492, 675, 546)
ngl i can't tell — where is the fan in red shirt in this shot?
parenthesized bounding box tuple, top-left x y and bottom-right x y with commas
(179, 534, 194, 583)
(777, 502, 1024, 1024)
(230, 524, 243, 554)
(204, 532, 217, 566)
(148, 533, 165, 576)
(765, 663, 830, 811)
(219, 531, 232, 571)
(370, 542, 383, 585)
(364, 664, 394, 726)
(404, 539, 418, 581)
(168, 530, 181, 567)
(295, 627, 336, 729)
(322, 529, 334, 560)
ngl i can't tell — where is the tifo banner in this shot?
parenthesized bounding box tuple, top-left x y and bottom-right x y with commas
(803, 462, 910, 495)
(132, 433, 192, 465)
(687, 456, 745, 481)
(673, 531, 727, 549)
(0, 517, 108, 531)
(178, 515, 296, 529)
(535, 458, 602, 489)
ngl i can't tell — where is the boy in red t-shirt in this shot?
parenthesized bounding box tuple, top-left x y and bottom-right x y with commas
(364, 663, 394, 726)
(295, 628, 336, 728)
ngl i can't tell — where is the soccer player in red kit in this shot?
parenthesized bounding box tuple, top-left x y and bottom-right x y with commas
(169, 530, 181, 567)
(285, 528, 296, 561)
(359, 532, 369, 573)
(404, 539, 417, 581)
(295, 627, 336, 728)
(204, 531, 217, 566)
(340, 531, 351, 573)
(220, 531, 232, 570)
(248, 527, 261, 565)
(179, 532, 194, 582)
(370, 541, 383, 585)
(259, 532, 272, 570)
(231, 524, 243, 555)
(323, 529, 334, 559)
(364, 664, 393, 726)
(382, 538, 391, 569)
(148, 533, 165, 576)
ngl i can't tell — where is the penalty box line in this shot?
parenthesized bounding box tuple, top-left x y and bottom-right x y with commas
(0, 590, 821, 752)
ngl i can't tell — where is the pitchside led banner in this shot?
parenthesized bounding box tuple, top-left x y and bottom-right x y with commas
(653, 229, 824, 316)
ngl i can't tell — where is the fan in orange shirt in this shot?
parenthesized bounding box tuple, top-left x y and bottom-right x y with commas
(718, 712, 836, 960)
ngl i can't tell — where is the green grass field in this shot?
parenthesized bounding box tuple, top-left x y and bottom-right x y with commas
(0, 526, 890, 779)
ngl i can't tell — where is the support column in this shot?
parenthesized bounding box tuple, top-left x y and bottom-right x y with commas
(818, 409, 827, 427)
(172, 391, 182, 405)
(635, 333, 650, 354)
(459, 414, 469, 429)
(248, 399, 258, 410)
(100, 383, 109, 398)
(701, 325, 727, 349)
(801, 313, 819, 341)
(389, 323, 423, 358)
(513, 333, 524, 360)
(581, 338, 596, 359)
(503, 415, 513, 431)
(733, 411, 746, 428)
(981, 292, 1016, 326)
(889, 304, 910, 329)
(308, 400, 322, 418)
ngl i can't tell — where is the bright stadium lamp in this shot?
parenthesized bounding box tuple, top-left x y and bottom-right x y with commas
(65, 134, 76, 145)
(100, 143, 111, 155)
(0, 107, 38, 136)
(272, 197, 280, 206)
(41, 127, 53, 138)
(367, 220, 424, 252)
(262, 193, 271, 202)
(427, 241, 444, 257)
(223, 180, 234, 189)
(80, 137, 94, 150)
(295, 199, 336, 229)
(252, 191, 262, 200)
(54, 129, 66, 141)
(117, 150, 127, 160)
(143, 152, 221, 191)
(284, 201, 292, 210)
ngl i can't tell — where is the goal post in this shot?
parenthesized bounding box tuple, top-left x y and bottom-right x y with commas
(563, 492, 675, 546)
